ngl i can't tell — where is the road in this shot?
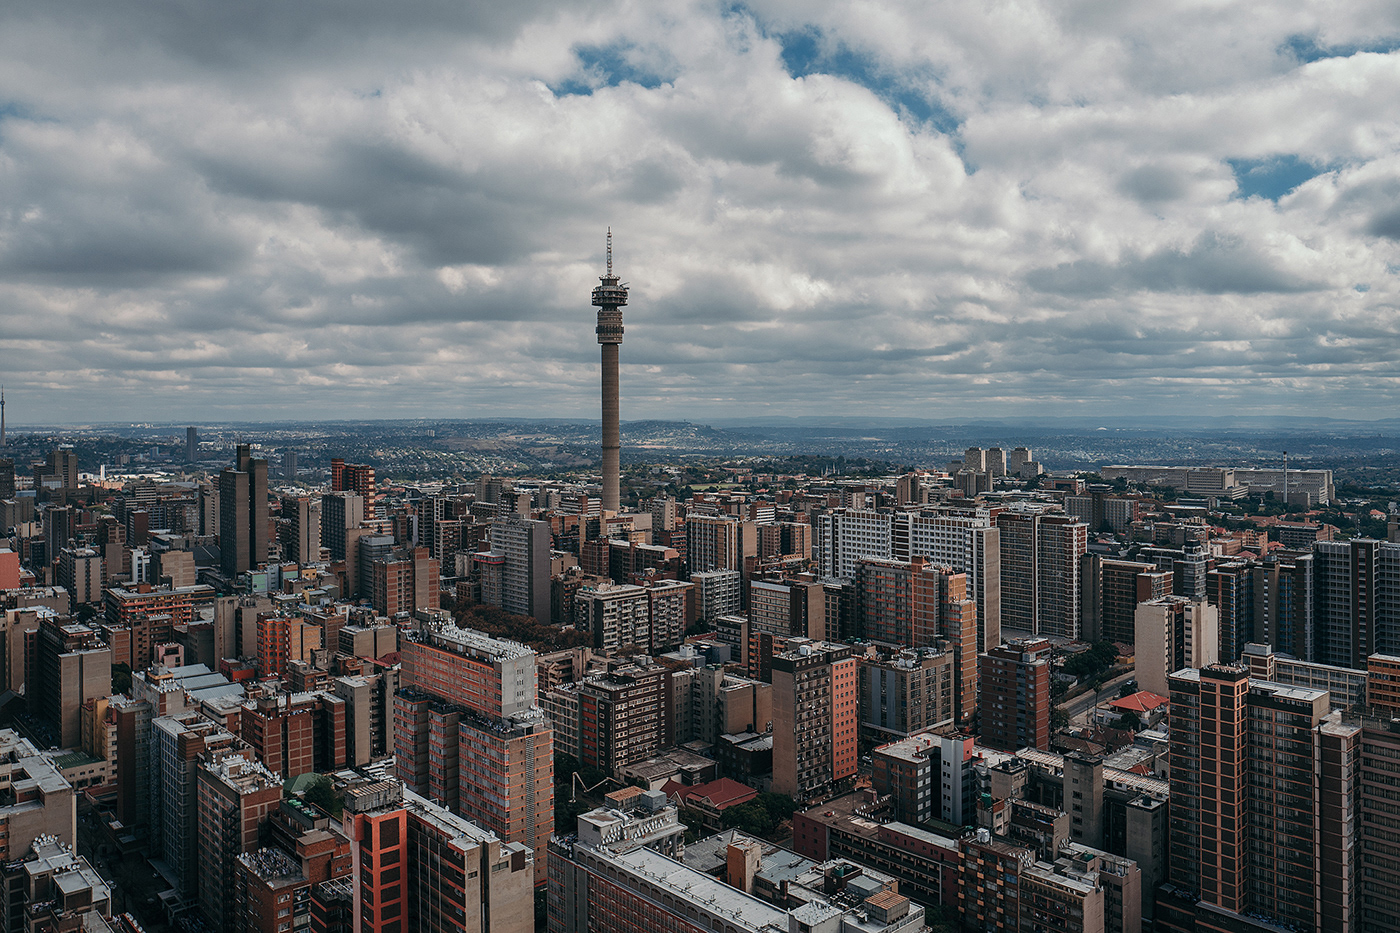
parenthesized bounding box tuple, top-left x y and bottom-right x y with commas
(1059, 668, 1139, 726)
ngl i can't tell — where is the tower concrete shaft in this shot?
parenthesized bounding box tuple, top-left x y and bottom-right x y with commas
(592, 231, 628, 514)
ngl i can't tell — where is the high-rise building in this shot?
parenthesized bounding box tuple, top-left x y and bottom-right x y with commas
(1065, 486, 1138, 534)
(575, 583, 650, 654)
(481, 514, 551, 622)
(748, 578, 823, 640)
(1204, 560, 1253, 663)
(330, 459, 378, 519)
(1254, 551, 1314, 659)
(42, 504, 75, 562)
(895, 472, 921, 505)
(1315, 538, 1400, 669)
(817, 507, 1001, 652)
(1008, 447, 1033, 477)
(770, 641, 858, 800)
(577, 657, 667, 776)
(280, 494, 319, 564)
(686, 514, 755, 575)
(255, 613, 322, 680)
(150, 714, 245, 901)
(281, 448, 297, 480)
(979, 637, 1052, 752)
(239, 690, 346, 778)
(691, 568, 741, 623)
(34, 447, 78, 492)
(395, 621, 553, 884)
(398, 622, 538, 721)
(0, 836, 112, 933)
(219, 444, 270, 577)
(1167, 664, 1357, 931)
(196, 755, 284, 932)
(34, 617, 111, 748)
(334, 667, 400, 767)
(1358, 715, 1400, 932)
(592, 231, 628, 515)
(340, 777, 534, 933)
(643, 579, 690, 652)
(185, 426, 198, 462)
(857, 647, 956, 742)
(986, 447, 1008, 477)
(368, 546, 439, 617)
(0, 730, 77, 859)
(1083, 556, 1171, 646)
(1134, 596, 1218, 697)
(320, 492, 364, 564)
(548, 796, 922, 933)
(56, 547, 102, 611)
(870, 730, 976, 826)
(997, 510, 1087, 639)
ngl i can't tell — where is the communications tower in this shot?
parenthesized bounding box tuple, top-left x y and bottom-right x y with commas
(592, 230, 628, 513)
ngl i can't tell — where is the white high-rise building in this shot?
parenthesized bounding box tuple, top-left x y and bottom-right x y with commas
(817, 507, 1001, 651)
(487, 514, 551, 621)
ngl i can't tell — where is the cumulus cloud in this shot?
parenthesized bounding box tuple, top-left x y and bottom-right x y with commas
(1, 0, 1399, 422)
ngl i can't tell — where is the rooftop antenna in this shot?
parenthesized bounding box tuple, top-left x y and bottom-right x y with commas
(606, 227, 613, 277)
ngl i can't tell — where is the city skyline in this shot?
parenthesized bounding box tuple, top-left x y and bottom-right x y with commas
(2, 4, 1399, 423)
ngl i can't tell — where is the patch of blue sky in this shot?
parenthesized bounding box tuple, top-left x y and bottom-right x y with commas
(777, 27, 961, 136)
(1227, 155, 1328, 201)
(1282, 33, 1400, 64)
(550, 43, 670, 97)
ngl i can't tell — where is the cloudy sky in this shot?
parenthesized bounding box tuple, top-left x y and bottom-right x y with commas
(2, 1, 1400, 425)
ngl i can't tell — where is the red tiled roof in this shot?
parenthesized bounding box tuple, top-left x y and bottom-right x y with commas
(1110, 691, 1170, 713)
(664, 777, 759, 810)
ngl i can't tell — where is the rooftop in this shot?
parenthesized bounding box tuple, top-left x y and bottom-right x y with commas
(238, 847, 303, 886)
(411, 621, 534, 662)
(1109, 691, 1169, 713)
(602, 844, 788, 933)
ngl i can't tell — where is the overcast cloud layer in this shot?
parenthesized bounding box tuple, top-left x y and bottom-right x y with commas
(2, 1, 1400, 423)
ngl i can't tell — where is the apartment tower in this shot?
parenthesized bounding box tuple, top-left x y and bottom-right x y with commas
(219, 444, 269, 577)
(1167, 663, 1358, 932)
(396, 621, 553, 884)
(770, 641, 857, 801)
(978, 637, 1052, 752)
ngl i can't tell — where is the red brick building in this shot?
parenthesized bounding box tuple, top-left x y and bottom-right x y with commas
(978, 637, 1052, 752)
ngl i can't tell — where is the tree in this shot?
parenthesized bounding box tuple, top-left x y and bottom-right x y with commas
(1061, 641, 1118, 680)
(554, 752, 581, 785)
(1118, 680, 1137, 699)
(756, 792, 798, 822)
(1051, 708, 1070, 732)
(721, 802, 774, 837)
(1114, 711, 1142, 732)
(302, 775, 343, 818)
(111, 663, 132, 695)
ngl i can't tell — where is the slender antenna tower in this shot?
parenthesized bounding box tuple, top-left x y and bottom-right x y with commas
(1282, 451, 1288, 508)
(0, 385, 5, 450)
(592, 229, 629, 513)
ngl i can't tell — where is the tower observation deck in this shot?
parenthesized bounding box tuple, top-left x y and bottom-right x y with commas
(593, 230, 628, 513)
